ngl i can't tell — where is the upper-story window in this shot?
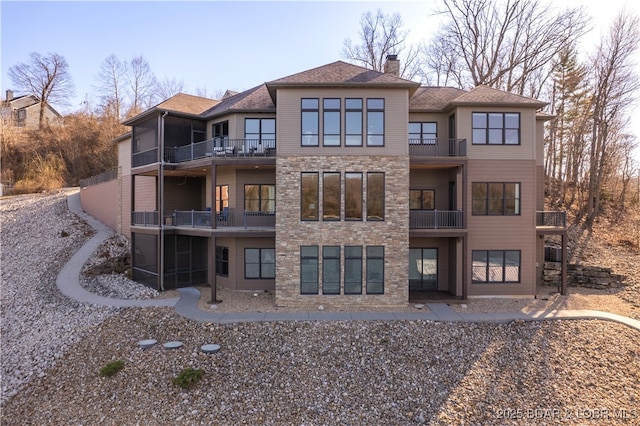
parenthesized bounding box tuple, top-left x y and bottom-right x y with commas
(409, 122, 437, 145)
(323, 98, 341, 146)
(410, 189, 435, 210)
(301, 172, 319, 220)
(366, 99, 385, 146)
(345, 98, 363, 146)
(472, 112, 520, 145)
(245, 118, 275, 142)
(212, 121, 229, 146)
(301, 98, 319, 146)
(245, 184, 276, 212)
(472, 182, 521, 215)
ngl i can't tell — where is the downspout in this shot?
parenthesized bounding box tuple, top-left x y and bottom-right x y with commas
(159, 111, 168, 291)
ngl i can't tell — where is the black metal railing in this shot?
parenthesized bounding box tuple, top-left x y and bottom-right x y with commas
(132, 147, 159, 168)
(536, 211, 567, 228)
(80, 169, 118, 188)
(132, 211, 159, 226)
(410, 210, 464, 229)
(409, 138, 467, 157)
(162, 210, 276, 229)
(164, 138, 276, 163)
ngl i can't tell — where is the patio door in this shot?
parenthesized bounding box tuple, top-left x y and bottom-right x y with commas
(409, 248, 438, 290)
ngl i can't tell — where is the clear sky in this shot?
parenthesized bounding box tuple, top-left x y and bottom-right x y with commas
(1, 0, 639, 160)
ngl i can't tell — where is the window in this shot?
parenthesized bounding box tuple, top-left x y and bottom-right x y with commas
(216, 185, 229, 213)
(472, 112, 520, 145)
(300, 246, 319, 294)
(472, 183, 520, 215)
(366, 246, 384, 294)
(367, 98, 384, 146)
(322, 246, 341, 294)
(323, 98, 341, 146)
(301, 173, 319, 220)
(212, 121, 229, 146)
(344, 246, 363, 294)
(345, 98, 363, 146)
(366, 172, 385, 220)
(245, 248, 275, 279)
(215, 246, 229, 277)
(409, 248, 438, 290)
(410, 189, 435, 210)
(323, 173, 341, 221)
(409, 122, 437, 145)
(301, 98, 319, 146)
(245, 118, 275, 142)
(244, 184, 275, 212)
(472, 250, 521, 283)
(345, 172, 363, 220)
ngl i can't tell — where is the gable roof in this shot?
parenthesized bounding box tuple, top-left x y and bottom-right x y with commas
(123, 93, 219, 124)
(409, 87, 467, 111)
(202, 84, 274, 118)
(449, 85, 547, 108)
(265, 61, 420, 101)
(1, 94, 63, 117)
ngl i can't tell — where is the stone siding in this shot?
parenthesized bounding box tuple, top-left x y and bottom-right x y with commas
(275, 155, 410, 307)
(544, 262, 626, 289)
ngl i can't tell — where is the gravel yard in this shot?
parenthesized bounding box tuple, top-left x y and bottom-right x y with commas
(1, 191, 639, 425)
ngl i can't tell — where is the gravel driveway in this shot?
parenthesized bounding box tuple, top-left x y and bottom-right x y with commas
(1, 191, 638, 425)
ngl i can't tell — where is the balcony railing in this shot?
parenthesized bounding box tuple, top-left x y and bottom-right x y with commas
(132, 147, 159, 168)
(164, 138, 276, 163)
(536, 211, 567, 228)
(132, 211, 159, 226)
(410, 210, 464, 229)
(409, 138, 467, 157)
(159, 210, 276, 229)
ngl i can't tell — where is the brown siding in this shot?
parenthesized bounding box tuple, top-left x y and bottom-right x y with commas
(466, 159, 537, 296)
(80, 179, 118, 231)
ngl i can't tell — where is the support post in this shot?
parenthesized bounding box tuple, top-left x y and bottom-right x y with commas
(561, 232, 568, 295)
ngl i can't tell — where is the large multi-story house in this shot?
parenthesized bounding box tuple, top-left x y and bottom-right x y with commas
(118, 57, 567, 307)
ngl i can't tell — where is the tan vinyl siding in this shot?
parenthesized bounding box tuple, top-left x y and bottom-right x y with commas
(134, 176, 156, 211)
(466, 159, 536, 295)
(456, 106, 537, 160)
(235, 168, 276, 212)
(118, 138, 132, 237)
(408, 113, 450, 140)
(276, 88, 409, 156)
(236, 237, 276, 291)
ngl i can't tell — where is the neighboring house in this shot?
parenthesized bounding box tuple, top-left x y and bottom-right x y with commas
(1, 89, 62, 128)
(118, 57, 567, 307)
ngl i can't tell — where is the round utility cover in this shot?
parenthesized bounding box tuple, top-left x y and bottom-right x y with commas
(138, 339, 157, 349)
(201, 344, 221, 354)
(163, 341, 183, 349)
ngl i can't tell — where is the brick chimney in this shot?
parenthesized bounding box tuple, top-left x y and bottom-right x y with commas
(384, 54, 400, 76)
(5, 90, 13, 102)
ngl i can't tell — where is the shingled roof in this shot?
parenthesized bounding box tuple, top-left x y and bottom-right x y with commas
(123, 93, 219, 124)
(265, 61, 420, 101)
(202, 84, 275, 118)
(449, 85, 547, 108)
(409, 87, 467, 112)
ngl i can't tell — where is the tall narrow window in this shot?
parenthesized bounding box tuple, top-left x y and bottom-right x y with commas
(323, 98, 341, 146)
(215, 185, 229, 213)
(215, 246, 229, 277)
(244, 184, 275, 212)
(366, 172, 385, 220)
(322, 246, 341, 295)
(345, 98, 363, 146)
(300, 246, 319, 294)
(366, 246, 384, 294)
(344, 246, 362, 294)
(301, 98, 319, 146)
(366, 98, 384, 146)
(301, 172, 319, 220)
(345, 172, 363, 220)
(323, 172, 341, 221)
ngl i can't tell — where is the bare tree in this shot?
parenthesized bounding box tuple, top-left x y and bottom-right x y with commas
(342, 9, 421, 79)
(8, 52, 74, 128)
(585, 11, 640, 226)
(125, 55, 157, 117)
(155, 76, 185, 101)
(94, 54, 126, 120)
(426, 0, 589, 94)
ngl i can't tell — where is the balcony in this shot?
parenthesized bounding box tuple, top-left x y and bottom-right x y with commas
(410, 210, 464, 229)
(164, 138, 276, 163)
(409, 138, 466, 157)
(536, 211, 567, 228)
(132, 210, 276, 229)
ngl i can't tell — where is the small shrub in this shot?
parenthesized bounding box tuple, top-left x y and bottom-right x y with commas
(172, 368, 204, 389)
(100, 360, 125, 377)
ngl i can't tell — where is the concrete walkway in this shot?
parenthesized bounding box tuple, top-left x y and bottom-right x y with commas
(59, 190, 640, 332)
